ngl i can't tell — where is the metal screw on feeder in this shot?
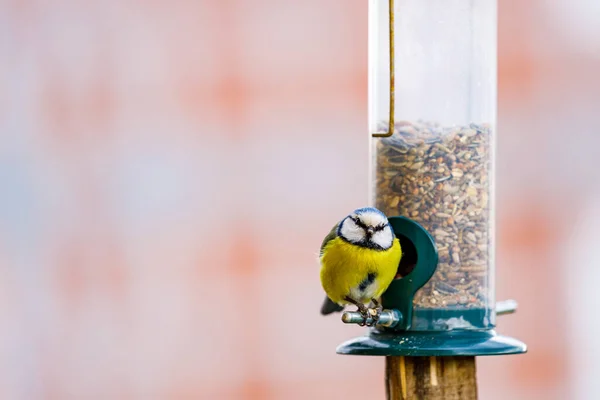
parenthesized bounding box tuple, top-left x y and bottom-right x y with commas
(334, 1, 526, 399)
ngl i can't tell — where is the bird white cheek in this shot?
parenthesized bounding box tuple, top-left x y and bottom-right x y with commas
(371, 227, 393, 249)
(340, 218, 366, 243)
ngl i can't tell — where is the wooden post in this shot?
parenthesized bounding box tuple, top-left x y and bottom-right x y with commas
(385, 356, 477, 400)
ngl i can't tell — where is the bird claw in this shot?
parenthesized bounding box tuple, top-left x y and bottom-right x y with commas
(357, 307, 382, 327)
(347, 298, 382, 327)
(369, 307, 382, 326)
(361, 298, 382, 327)
(357, 307, 370, 326)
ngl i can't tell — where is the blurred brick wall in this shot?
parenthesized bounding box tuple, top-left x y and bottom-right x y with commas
(0, 0, 598, 399)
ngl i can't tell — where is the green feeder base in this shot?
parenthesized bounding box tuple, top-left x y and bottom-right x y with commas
(336, 329, 527, 357)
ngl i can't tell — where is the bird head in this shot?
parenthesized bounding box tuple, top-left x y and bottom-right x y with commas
(338, 207, 394, 250)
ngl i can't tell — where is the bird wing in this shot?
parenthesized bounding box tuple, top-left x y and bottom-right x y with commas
(320, 222, 345, 315)
(319, 222, 339, 258)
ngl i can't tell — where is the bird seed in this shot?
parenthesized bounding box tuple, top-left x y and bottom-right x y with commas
(373, 121, 493, 311)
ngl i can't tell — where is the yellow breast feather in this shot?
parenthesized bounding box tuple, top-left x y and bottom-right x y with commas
(320, 236, 402, 305)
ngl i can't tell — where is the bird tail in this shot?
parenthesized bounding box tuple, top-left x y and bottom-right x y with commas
(320, 296, 344, 315)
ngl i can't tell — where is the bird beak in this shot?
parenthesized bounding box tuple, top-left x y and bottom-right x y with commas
(367, 228, 374, 235)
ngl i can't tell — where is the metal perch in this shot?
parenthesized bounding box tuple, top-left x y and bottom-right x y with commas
(341, 300, 518, 327)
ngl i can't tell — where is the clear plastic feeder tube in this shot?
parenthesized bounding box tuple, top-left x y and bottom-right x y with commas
(369, 0, 497, 330)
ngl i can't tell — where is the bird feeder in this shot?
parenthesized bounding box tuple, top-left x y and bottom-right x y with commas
(337, 0, 526, 359)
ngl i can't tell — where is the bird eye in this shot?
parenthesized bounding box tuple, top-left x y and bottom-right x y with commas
(350, 217, 368, 230)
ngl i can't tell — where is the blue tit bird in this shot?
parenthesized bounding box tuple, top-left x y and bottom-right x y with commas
(319, 207, 402, 326)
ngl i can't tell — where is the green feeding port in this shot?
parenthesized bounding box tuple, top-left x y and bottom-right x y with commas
(379, 216, 438, 332)
(381, 216, 495, 332)
(394, 233, 417, 278)
(336, 216, 527, 357)
(384, 218, 494, 331)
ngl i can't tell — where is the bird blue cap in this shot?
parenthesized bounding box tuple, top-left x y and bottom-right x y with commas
(352, 207, 386, 216)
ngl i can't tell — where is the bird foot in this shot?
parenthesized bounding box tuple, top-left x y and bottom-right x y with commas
(357, 306, 382, 327)
(345, 297, 379, 327)
(357, 305, 370, 327)
(368, 307, 382, 326)
(371, 298, 383, 312)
